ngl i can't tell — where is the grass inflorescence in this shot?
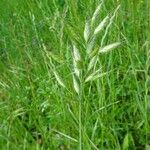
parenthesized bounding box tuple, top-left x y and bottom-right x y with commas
(0, 0, 150, 149)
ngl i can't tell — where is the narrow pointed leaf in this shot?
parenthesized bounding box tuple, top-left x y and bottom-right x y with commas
(122, 134, 129, 150)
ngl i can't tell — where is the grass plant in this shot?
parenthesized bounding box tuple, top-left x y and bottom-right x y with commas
(0, 0, 150, 149)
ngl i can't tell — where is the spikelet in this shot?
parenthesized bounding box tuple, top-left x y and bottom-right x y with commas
(84, 21, 90, 42)
(99, 42, 120, 53)
(72, 45, 81, 77)
(91, 2, 103, 25)
(94, 15, 109, 35)
(53, 70, 66, 88)
(72, 75, 80, 94)
(73, 45, 81, 61)
(87, 37, 96, 55)
(73, 59, 80, 77)
(100, 5, 120, 46)
(85, 71, 106, 83)
(88, 56, 97, 71)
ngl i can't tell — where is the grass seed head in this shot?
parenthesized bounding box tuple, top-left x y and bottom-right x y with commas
(91, 2, 103, 25)
(88, 56, 97, 71)
(72, 44, 81, 77)
(84, 21, 90, 42)
(85, 72, 106, 83)
(53, 70, 66, 88)
(94, 15, 109, 35)
(99, 42, 120, 53)
(87, 37, 96, 55)
(73, 59, 80, 77)
(72, 75, 80, 94)
(73, 45, 81, 61)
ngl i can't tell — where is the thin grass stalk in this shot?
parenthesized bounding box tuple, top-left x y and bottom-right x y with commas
(145, 44, 150, 144)
(78, 75, 83, 150)
(79, 92, 82, 150)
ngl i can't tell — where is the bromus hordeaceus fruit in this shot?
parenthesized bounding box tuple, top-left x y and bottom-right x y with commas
(44, 2, 121, 150)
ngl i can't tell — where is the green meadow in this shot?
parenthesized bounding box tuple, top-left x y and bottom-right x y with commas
(0, 0, 150, 149)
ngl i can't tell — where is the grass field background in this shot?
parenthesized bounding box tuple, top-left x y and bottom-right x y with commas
(0, 0, 150, 149)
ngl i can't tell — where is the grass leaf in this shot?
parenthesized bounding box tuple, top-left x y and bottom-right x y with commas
(122, 133, 129, 150)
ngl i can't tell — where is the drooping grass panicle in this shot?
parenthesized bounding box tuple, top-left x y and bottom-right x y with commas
(53, 69, 66, 88)
(42, 43, 66, 88)
(100, 5, 121, 46)
(99, 42, 120, 53)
